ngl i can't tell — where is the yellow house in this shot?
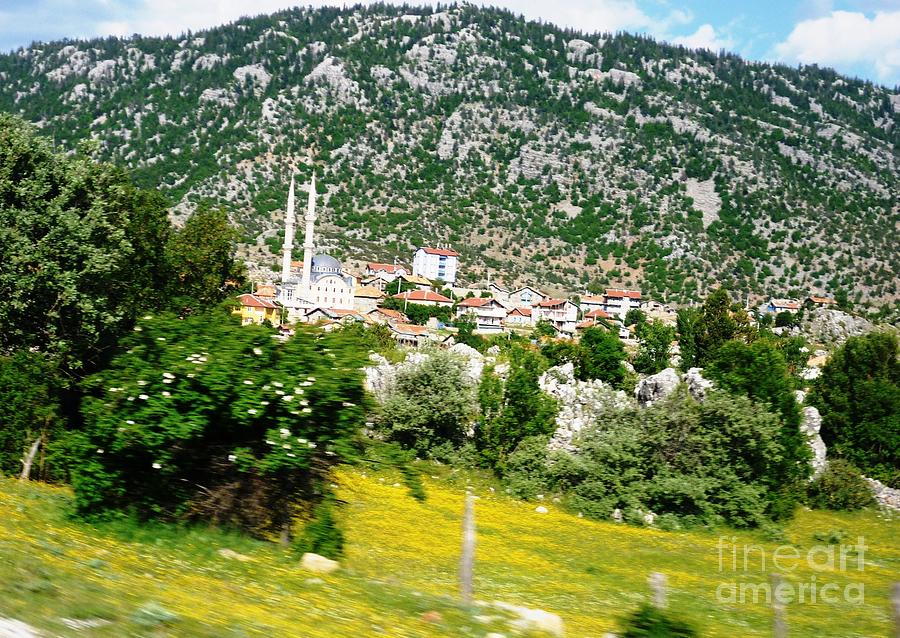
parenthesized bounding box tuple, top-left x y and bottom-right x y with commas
(233, 293, 281, 326)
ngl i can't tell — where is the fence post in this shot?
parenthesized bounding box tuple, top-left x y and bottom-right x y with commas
(771, 573, 787, 638)
(891, 582, 900, 638)
(459, 492, 475, 604)
(649, 572, 667, 609)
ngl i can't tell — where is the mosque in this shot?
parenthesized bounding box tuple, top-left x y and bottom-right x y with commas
(276, 173, 355, 322)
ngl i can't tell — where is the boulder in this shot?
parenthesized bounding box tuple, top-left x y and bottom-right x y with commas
(635, 368, 680, 406)
(865, 477, 900, 511)
(0, 619, 40, 638)
(800, 309, 873, 345)
(534, 506, 548, 514)
(300, 552, 340, 574)
(492, 602, 565, 637)
(448, 342, 485, 383)
(217, 548, 252, 562)
(800, 406, 827, 476)
(684, 368, 713, 401)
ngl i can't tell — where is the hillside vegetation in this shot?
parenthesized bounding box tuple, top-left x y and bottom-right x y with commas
(1, 5, 897, 307)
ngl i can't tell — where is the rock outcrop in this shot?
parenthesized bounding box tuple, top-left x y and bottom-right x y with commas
(800, 407, 827, 476)
(865, 478, 900, 511)
(684, 367, 713, 401)
(300, 552, 340, 574)
(800, 309, 874, 345)
(635, 368, 680, 406)
(540, 363, 634, 452)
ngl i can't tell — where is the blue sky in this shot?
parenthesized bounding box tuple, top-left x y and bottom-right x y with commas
(1, 0, 898, 86)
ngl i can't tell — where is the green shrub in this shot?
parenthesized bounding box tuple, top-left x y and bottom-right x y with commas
(295, 497, 345, 559)
(620, 603, 697, 637)
(379, 350, 475, 454)
(808, 460, 875, 511)
(73, 312, 369, 539)
(810, 332, 900, 487)
(504, 436, 553, 499)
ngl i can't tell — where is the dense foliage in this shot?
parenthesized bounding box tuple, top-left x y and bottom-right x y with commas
(810, 332, 900, 487)
(807, 460, 875, 511)
(0, 113, 169, 372)
(73, 312, 369, 538)
(507, 390, 794, 527)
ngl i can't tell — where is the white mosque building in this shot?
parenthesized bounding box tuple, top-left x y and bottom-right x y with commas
(276, 172, 355, 322)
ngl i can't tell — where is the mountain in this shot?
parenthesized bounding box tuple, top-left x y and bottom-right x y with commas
(1, 4, 897, 308)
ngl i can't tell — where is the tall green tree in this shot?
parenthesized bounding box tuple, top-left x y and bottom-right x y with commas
(693, 288, 738, 365)
(675, 307, 700, 369)
(166, 202, 246, 312)
(578, 326, 627, 386)
(0, 113, 170, 372)
(634, 320, 675, 374)
(810, 332, 900, 487)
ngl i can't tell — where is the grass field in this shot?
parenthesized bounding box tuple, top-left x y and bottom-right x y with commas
(1, 468, 898, 637)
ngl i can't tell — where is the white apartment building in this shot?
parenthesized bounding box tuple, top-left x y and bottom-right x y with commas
(412, 247, 459, 284)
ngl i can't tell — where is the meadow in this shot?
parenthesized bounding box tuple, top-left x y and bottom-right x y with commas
(1, 467, 898, 637)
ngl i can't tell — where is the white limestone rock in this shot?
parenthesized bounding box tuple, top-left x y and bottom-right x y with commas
(0, 618, 41, 638)
(865, 477, 900, 511)
(800, 309, 874, 345)
(635, 368, 680, 407)
(492, 602, 564, 638)
(800, 406, 827, 476)
(233, 63, 271, 93)
(300, 552, 340, 574)
(684, 368, 713, 402)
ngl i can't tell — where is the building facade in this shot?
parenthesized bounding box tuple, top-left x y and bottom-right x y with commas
(412, 247, 459, 284)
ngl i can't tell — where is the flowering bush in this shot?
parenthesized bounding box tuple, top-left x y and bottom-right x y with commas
(72, 311, 369, 537)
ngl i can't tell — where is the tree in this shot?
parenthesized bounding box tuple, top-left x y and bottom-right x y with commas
(0, 352, 60, 480)
(774, 311, 794, 328)
(624, 308, 647, 328)
(578, 327, 627, 385)
(73, 312, 369, 539)
(533, 319, 558, 339)
(166, 202, 246, 312)
(693, 288, 738, 365)
(706, 339, 811, 515)
(810, 332, 900, 487)
(675, 307, 700, 369)
(0, 114, 170, 372)
(476, 346, 557, 470)
(634, 320, 675, 374)
(379, 351, 475, 454)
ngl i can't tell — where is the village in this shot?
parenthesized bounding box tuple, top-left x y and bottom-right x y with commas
(234, 175, 839, 346)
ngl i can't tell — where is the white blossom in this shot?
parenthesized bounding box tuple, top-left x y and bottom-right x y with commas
(261, 401, 270, 405)
(133, 327, 142, 332)
(265, 439, 275, 445)
(282, 443, 291, 449)
(273, 381, 284, 388)
(282, 395, 293, 402)
(96, 448, 104, 454)
(152, 462, 161, 469)
(157, 337, 166, 341)
(287, 453, 296, 458)
(253, 347, 263, 355)
(248, 409, 258, 415)
(243, 380, 254, 385)
(126, 420, 135, 425)
(162, 372, 175, 379)
(302, 407, 312, 414)
(162, 391, 171, 397)
(343, 402, 356, 407)
(162, 379, 173, 384)
(138, 394, 149, 400)
(307, 441, 317, 448)
(228, 454, 237, 462)
(279, 428, 290, 438)
(143, 315, 153, 320)
(137, 380, 147, 386)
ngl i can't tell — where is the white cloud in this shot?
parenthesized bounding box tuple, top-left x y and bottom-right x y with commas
(671, 24, 735, 51)
(774, 10, 900, 83)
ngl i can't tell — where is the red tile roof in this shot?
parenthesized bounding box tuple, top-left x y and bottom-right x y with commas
(585, 308, 612, 319)
(419, 247, 459, 257)
(237, 293, 279, 309)
(393, 290, 453, 303)
(367, 262, 405, 273)
(391, 323, 428, 336)
(369, 307, 408, 321)
(457, 297, 492, 307)
(576, 319, 596, 329)
(581, 295, 606, 304)
(605, 289, 641, 299)
(509, 307, 532, 316)
(538, 298, 569, 308)
(808, 296, 836, 305)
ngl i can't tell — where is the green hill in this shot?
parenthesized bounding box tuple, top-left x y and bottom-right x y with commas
(0, 4, 897, 308)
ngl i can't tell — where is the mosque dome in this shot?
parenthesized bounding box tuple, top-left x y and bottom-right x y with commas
(310, 254, 343, 281)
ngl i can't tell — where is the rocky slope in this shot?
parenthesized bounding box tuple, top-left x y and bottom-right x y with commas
(1, 5, 897, 306)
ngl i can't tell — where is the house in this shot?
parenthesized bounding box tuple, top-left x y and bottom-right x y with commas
(455, 297, 507, 333)
(366, 307, 409, 325)
(767, 298, 801, 314)
(487, 283, 510, 304)
(392, 290, 454, 307)
(601, 289, 642, 318)
(233, 294, 281, 326)
(254, 283, 277, 299)
(365, 262, 408, 282)
(534, 298, 578, 334)
(505, 306, 533, 326)
(353, 285, 385, 313)
(388, 322, 431, 347)
(806, 296, 837, 308)
(399, 273, 434, 291)
(584, 308, 613, 321)
(579, 295, 606, 314)
(304, 307, 365, 325)
(508, 286, 545, 308)
(412, 247, 459, 284)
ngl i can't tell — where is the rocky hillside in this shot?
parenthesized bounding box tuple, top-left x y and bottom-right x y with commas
(1, 5, 897, 307)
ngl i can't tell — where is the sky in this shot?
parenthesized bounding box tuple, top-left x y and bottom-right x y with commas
(1, 0, 898, 87)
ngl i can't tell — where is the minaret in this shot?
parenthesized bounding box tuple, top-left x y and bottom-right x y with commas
(300, 172, 316, 302)
(280, 174, 296, 283)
